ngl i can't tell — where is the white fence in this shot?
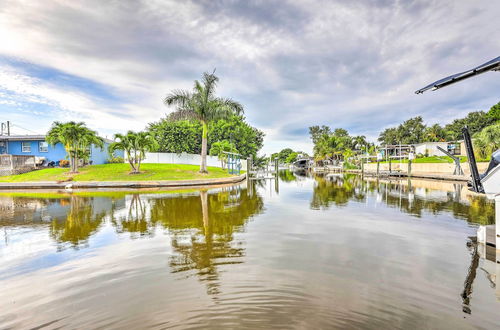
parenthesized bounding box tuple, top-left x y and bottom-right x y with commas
(143, 152, 247, 169)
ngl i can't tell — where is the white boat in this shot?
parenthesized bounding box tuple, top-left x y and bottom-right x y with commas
(481, 149, 500, 196)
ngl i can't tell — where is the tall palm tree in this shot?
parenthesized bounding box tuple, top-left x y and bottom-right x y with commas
(164, 71, 243, 173)
(352, 135, 367, 150)
(46, 121, 103, 173)
(473, 123, 500, 159)
(109, 131, 157, 173)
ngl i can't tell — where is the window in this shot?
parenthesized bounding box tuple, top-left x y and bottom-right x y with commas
(21, 142, 31, 153)
(39, 141, 48, 152)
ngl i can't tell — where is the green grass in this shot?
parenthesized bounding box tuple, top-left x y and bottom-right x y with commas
(0, 163, 235, 182)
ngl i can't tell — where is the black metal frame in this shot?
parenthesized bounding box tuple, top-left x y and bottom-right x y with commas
(415, 56, 500, 94)
(462, 127, 483, 193)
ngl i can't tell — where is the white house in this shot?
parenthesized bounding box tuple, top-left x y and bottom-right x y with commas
(412, 141, 463, 157)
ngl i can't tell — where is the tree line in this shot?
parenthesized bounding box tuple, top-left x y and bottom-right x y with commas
(147, 114, 264, 160)
(306, 101, 499, 163)
(378, 102, 499, 145)
(308, 126, 374, 162)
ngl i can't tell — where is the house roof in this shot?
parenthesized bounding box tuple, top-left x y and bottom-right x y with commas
(0, 134, 46, 141)
(0, 134, 114, 144)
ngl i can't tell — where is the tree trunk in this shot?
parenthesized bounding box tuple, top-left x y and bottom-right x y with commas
(129, 159, 136, 173)
(70, 155, 78, 173)
(200, 121, 208, 173)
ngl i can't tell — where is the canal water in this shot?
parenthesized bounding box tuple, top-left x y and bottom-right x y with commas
(0, 172, 498, 329)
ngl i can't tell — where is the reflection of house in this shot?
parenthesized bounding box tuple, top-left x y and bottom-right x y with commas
(0, 134, 122, 165)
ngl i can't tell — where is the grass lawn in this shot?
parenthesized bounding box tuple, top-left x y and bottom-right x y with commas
(0, 163, 236, 182)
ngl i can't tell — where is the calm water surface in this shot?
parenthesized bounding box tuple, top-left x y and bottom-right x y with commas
(0, 172, 498, 329)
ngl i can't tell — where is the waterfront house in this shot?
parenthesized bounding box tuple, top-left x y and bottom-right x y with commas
(412, 141, 466, 157)
(0, 134, 122, 165)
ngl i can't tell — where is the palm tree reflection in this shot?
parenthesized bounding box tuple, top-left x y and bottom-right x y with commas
(149, 184, 263, 295)
(112, 194, 153, 237)
(50, 196, 108, 250)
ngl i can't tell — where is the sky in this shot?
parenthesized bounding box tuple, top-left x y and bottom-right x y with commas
(0, 0, 499, 155)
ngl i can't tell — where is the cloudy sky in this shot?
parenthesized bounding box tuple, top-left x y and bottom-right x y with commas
(0, 0, 499, 155)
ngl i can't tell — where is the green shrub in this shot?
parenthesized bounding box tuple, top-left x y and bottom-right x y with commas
(59, 159, 70, 167)
(107, 156, 124, 164)
(343, 161, 358, 169)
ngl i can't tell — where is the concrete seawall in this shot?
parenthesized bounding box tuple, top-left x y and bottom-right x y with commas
(0, 174, 247, 190)
(364, 162, 489, 175)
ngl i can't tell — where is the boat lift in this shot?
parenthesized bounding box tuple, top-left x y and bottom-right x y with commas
(436, 146, 464, 176)
(415, 56, 500, 248)
(416, 55, 500, 308)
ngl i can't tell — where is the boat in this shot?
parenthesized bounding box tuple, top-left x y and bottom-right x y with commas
(292, 158, 310, 170)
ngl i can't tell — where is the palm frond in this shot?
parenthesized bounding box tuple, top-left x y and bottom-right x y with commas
(164, 90, 192, 107)
(217, 97, 244, 115)
(168, 108, 199, 121)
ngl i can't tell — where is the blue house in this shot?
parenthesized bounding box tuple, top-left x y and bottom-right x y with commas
(0, 135, 123, 165)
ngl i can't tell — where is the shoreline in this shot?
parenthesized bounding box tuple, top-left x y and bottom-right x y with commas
(343, 169, 468, 182)
(0, 174, 247, 190)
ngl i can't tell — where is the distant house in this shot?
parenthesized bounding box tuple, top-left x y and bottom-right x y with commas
(413, 141, 465, 157)
(379, 144, 414, 159)
(0, 134, 122, 165)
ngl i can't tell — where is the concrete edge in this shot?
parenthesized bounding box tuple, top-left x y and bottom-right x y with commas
(0, 174, 247, 190)
(344, 169, 469, 182)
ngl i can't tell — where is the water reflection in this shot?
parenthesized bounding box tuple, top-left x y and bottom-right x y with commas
(50, 196, 113, 249)
(0, 174, 498, 328)
(112, 194, 152, 237)
(150, 187, 264, 295)
(311, 174, 495, 225)
(1, 185, 264, 299)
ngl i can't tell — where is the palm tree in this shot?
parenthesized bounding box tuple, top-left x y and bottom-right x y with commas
(352, 135, 367, 150)
(164, 71, 243, 173)
(424, 124, 446, 142)
(109, 131, 157, 173)
(209, 140, 237, 169)
(473, 123, 500, 159)
(46, 121, 103, 173)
